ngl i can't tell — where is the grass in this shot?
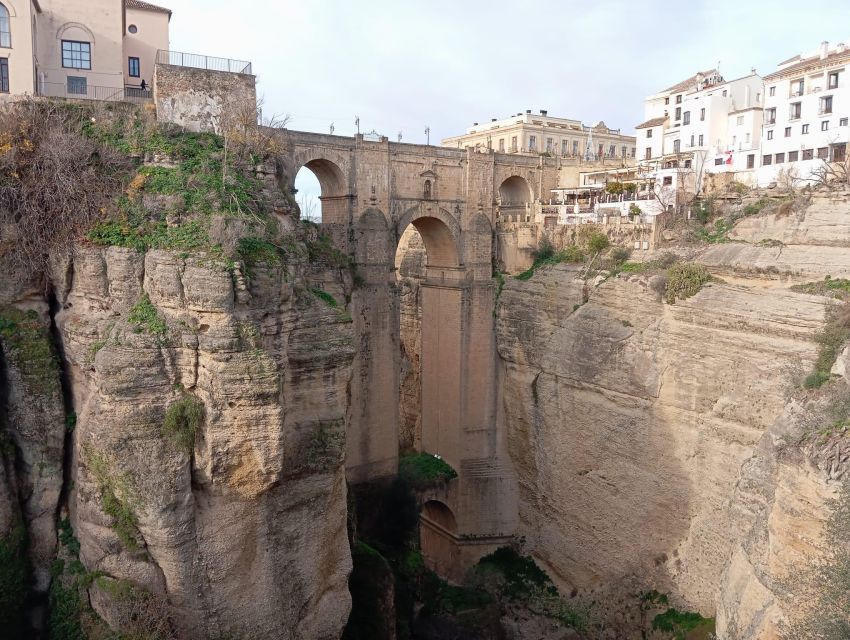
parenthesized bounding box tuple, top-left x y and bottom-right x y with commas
(694, 218, 734, 244)
(0, 306, 60, 394)
(652, 607, 716, 640)
(803, 303, 850, 389)
(665, 263, 712, 304)
(128, 294, 167, 340)
(398, 451, 458, 490)
(236, 236, 283, 275)
(310, 288, 339, 308)
(162, 394, 204, 455)
(85, 449, 141, 551)
(792, 276, 850, 300)
(0, 521, 29, 635)
(516, 245, 585, 281)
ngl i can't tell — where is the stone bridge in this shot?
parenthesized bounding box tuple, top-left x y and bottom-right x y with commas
(276, 129, 561, 575)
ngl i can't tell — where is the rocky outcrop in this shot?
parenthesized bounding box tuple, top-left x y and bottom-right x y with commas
(496, 262, 830, 635)
(55, 242, 355, 639)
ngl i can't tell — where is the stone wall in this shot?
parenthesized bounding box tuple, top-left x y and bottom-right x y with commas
(153, 64, 257, 133)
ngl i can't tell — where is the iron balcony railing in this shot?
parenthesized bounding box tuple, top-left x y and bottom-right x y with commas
(37, 82, 152, 103)
(156, 50, 252, 75)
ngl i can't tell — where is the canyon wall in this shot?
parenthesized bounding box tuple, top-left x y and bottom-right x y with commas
(494, 194, 850, 637)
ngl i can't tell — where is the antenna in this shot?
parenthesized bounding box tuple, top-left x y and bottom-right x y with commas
(355, 116, 360, 135)
(398, 131, 403, 142)
(425, 126, 430, 145)
(329, 122, 335, 135)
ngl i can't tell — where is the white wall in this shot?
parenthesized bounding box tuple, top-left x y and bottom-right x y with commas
(123, 7, 169, 87)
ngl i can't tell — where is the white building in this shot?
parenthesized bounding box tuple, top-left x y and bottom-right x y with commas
(758, 40, 850, 186)
(636, 69, 764, 204)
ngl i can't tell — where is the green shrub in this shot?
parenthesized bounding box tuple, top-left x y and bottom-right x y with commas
(398, 452, 457, 490)
(665, 263, 711, 304)
(742, 197, 772, 217)
(587, 231, 610, 254)
(237, 236, 282, 273)
(477, 546, 555, 599)
(694, 218, 733, 243)
(0, 306, 60, 394)
(162, 394, 204, 455)
(792, 276, 850, 300)
(310, 288, 339, 308)
(803, 304, 850, 389)
(516, 245, 585, 281)
(0, 523, 29, 635)
(128, 294, 167, 339)
(652, 607, 715, 639)
(85, 449, 140, 551)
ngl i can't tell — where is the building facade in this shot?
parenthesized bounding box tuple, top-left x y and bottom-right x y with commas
(0, 0, 169, 100)
(758, 41, 850, 186)
(441, 110, 636, 161)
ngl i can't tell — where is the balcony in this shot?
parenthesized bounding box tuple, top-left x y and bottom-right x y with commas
(156, 50, 253, 75)
(36, 82, 152, 103)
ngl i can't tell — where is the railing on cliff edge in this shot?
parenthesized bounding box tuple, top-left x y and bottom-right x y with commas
(36, 82, 152, 103)
(156, 50, 253, 75)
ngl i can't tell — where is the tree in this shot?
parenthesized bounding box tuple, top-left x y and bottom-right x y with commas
(298, 192, 320, 222)
(605, 181, 624, 195)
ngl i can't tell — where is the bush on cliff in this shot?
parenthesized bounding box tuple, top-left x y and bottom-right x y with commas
(162, 394, 204, 455)
(398, 452, 458, 490)
(664, 263, 712, 304)
(803, 303, 850, 389)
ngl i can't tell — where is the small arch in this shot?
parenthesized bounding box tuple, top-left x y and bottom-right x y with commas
(302, 158, 346, 197)
(397, 205, 461, 269)
(423, 179, 432, 200)
(293, 157, 347, 225)
(420, 500, 460, 580)
(421, 500, 457, 533)
(56, 21, 96, 45)
(498, 175, 532, 206)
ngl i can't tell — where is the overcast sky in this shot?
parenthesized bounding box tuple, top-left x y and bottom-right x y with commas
(162, 0, 850, 205)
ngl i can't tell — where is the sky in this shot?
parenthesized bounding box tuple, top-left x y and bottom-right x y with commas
(161, 0, 850, 210)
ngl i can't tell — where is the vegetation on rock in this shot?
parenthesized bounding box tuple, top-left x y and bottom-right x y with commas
(0, 521, 29, 635)
(803, 303, 850, 389)
(0, 305, 60, 394)
(85, 449, 141, 551)
(162, 394, 204, 455)
(665, 263, 712, 304)
(128, 294, 168, 340)
(398, 451, 458, 490)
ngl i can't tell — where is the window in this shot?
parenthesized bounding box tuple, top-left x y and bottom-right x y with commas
(820, 95, 833, 115)
(818, 147, 829, 159)
(842, 118, 849, 127)
(128, 24, 138, 34)
(745, 133, 750, 144)
(835, 144, 847, 162)
(683, 111, 691, 125)
(676, 94, 682, 104)
(698, 134, 704, 146)
(765, 108, 776, 124)
(700, 108, 705, 121)
(737, 115, 744, 125)
(802, 149, 814, 160)
(621, 145, 627, 157)
(714, 158, 724, 166)
(561, 139, 567, 155)
(767, 130, 774, 140)
(62, 40, 91, 69)
(0, 4, 10, 48)
(792, 79, 804, 96)
(663, 176, 673, 186)
(722, 89, 727, 97)
(673, 139, 680, 153)
(511, 136, 517, 152)
(789, 103, 801, 120)
(664, 97, 669, 105)
(802, 123, 809, 134)
(572, 140, 579, 155)
(785, 127, 791, 137)
(528, 135, 536, 151)
(646, 129, 653, 138)
(609, 144, 615, 157)
(546, 137, 553, 153)
(499, 138, 505, 152)
(675, 107, 681, 120)
(645, 147, 652, 160)
(822, 120, 830, 131)
(769, 86, 776, 96)
(763, 154, 772, 166)
(0, 58, 7, 93)
(67, 76, 87, 96)
(775, 152, 785, 164)
(829, 72, 839, 89)
(747, 154, 755, 169)
(684, 159, 692, 168)
(689, 134, 694, 147)
(632, 147, 636, 157)
(788, 150, 799, 162)
(128, 57, 140, 78)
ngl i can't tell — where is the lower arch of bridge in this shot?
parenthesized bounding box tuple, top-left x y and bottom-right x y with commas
(396, 205, 461, 269)
(420, 500, 459, 579)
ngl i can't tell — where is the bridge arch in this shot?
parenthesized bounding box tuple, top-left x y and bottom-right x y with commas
(420, 500, 459, 579)
(289, 154, 350, 226)
(498, 175, 533, 206)
(397, 204, 461, 269)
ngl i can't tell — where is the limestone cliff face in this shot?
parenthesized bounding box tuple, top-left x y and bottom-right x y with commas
(495, 258, 832, 635)
(58, 242, 354, 639)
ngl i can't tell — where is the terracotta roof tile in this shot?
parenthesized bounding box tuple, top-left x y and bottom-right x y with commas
(635, 116, 668, 129)
(125, 0, 171, 16)
(765, 50, 850, 80)
(663, 69, 718, 94)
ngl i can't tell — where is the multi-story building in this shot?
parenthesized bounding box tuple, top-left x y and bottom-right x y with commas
(758, 41, 850, 185)
(636, 69, 764, 204)
(441, 109, 636, 161)
(0, 0, 170, 100)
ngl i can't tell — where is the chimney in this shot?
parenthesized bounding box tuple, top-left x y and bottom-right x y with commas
(540, 109, 548, 116)
(526, 109, 531, 114)
(821, 41, 830, 59)
(745, 85, 752, 108)
(838, 42, 847, 53)
(491, 118, 497, 122)
(473, 122, 478, 126)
